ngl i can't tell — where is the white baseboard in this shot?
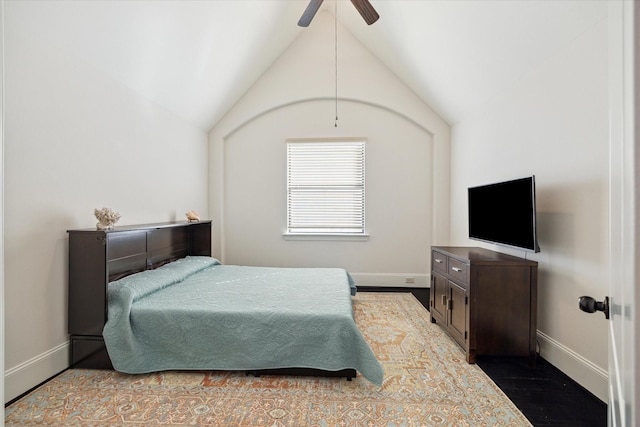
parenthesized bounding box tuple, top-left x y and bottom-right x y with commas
(5, 341, 70, 404)
(350, 273, 430, 288)
(537, 330, 608, 403)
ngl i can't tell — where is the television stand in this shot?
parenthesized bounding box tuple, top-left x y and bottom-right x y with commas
(429, 246, 538, 365)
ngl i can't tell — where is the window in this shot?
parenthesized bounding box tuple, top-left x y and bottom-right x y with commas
(286, 138, 366, 238)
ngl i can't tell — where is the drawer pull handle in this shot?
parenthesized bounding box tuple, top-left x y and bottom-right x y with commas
(451, 267, 462, 273)
(435, 258, 443, 263)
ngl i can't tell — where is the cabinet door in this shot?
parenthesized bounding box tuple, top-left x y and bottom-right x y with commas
(447, 280, 467, 348)
(68, 232, 107, 336)
(430, 272, 447, 324)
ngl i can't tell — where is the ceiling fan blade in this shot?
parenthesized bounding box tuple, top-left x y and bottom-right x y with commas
(350, 0, 379, 25)
(298, 0, 324, 27)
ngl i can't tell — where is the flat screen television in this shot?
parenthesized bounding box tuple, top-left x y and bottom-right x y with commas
(468, 175, 540, 253)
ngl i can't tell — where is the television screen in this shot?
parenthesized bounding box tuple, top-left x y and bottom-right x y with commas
(468, 176, 540, 252)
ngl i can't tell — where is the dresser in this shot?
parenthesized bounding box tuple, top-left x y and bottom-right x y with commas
(67, 221, 212, 368)
(430, 246, 538, 365)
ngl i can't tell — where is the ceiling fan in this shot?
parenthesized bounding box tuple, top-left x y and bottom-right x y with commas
(298, 0, 379, 27)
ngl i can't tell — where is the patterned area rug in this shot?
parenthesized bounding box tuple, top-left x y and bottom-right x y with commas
(6, 292, 532, 426)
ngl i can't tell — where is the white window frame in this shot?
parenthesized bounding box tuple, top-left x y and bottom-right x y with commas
(284, 138, 368, 241)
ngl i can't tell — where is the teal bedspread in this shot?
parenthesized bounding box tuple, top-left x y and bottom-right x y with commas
(103, 256, 384, 386)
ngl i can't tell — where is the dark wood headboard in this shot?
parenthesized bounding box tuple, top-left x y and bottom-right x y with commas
(106, 222, 210, 282)
(67, 220, 212, 368)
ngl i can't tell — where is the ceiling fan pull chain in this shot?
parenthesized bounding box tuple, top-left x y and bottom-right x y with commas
(334, 0, 338, 128)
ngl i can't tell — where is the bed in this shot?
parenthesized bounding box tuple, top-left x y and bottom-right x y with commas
(68, 221, 383, 386)
(102, 256, 383, 385)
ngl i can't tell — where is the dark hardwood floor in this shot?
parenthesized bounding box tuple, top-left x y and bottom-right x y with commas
(359, 287, 607, 427)
(476, 355, 607, 427)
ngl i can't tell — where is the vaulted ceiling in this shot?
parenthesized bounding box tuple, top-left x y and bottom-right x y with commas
(7, 0, 608, 131)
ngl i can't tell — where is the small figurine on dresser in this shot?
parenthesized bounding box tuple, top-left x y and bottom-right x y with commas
(186, 210, 200, 222)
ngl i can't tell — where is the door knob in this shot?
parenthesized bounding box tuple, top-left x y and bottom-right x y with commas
(578, 296, 610, 319)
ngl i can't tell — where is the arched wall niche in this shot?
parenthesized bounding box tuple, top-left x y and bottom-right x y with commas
(210, 96, 446, 286)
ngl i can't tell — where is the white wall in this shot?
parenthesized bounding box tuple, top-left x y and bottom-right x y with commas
(3, 10, 208, 402)
(209, 11, 450, 286)
(450, 17, 609, 401)
(1, 0, 6, 415)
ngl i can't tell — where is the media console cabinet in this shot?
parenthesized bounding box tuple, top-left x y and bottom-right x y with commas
(67, 221, 212, 368)
(430, 246, 538, 365)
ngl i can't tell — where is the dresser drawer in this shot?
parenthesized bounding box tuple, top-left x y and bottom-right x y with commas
(448, 258, 469, 284)
(432, 251, 448, 274)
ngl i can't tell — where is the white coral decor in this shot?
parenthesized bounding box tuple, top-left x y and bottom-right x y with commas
(94, 207, 121, 230)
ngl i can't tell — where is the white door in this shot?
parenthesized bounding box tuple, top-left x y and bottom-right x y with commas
(606, 2, 636, 426)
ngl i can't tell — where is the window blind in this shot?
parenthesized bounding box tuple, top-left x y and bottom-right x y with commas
(287, 140, 365, 234)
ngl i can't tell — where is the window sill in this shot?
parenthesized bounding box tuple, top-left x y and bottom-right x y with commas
(283, 233, 370, 242)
